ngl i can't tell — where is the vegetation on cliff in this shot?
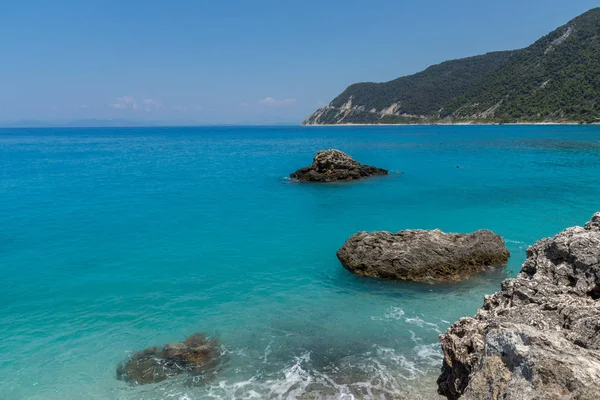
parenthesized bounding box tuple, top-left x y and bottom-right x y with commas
(304, 8, 600, 125)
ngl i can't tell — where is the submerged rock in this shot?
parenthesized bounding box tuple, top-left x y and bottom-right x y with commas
(290, 149, 388, 182)
(116, 333, 221, 385)
(337, 229, 509, 283)
(437, 213, 600, 400)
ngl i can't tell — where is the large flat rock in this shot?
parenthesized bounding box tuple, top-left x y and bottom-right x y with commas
(337, 229, 510, 283)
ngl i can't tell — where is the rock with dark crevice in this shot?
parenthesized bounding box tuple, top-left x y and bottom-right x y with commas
(437, 213, 600, 400)
(337, 229, 510, 283)
(116, 333, 222, 385)
(290, 149, 388, 182)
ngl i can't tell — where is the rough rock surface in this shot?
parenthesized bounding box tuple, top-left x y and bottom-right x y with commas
(116, 333, 221, 385)
(290, 149, 388, 182)
(337, 229, 510, 282)
(437, 213, 600, 400)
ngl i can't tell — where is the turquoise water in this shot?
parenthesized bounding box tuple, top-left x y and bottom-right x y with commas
(2, 125, 600, 399)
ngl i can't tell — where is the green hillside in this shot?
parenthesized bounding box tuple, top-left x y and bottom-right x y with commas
(304, 8, 600, 125)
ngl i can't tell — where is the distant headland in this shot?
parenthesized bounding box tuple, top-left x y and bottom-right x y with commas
(303, 8, 600, 126)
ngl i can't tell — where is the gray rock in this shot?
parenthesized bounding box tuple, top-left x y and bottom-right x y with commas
(116, 333, 221, 385)
(337, 229, 510, 283)
(290, 149, 388, 182)
(437, 213, 600, 400)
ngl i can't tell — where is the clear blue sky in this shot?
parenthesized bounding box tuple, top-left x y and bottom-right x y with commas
(0, 0, 597, 125)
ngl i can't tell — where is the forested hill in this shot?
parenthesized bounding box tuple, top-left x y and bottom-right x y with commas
(303, 8, 600, 125)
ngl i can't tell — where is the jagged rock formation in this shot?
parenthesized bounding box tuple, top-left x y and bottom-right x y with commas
(116, 333, 221, 385)
(304, 8, 600, 125)
(337, 229, 509, 283)
(437, 213, 600, 400)
(290, 149, 387, 182)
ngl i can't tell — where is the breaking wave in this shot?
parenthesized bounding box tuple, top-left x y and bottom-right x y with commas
(116, 343, 442, 400)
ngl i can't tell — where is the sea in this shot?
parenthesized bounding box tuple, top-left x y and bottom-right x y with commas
(2, 125, 600, 400)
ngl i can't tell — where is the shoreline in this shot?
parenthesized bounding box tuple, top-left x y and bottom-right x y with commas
(302, 122, 592, 127)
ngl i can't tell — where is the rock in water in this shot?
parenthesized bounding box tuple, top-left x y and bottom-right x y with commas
(437, 213, 600, 400)
(290, 149, 388, 182)
(337, 229, 509, 283)
(116, 333, 221, 385)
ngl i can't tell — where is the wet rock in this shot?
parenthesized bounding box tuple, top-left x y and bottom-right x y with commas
(337, 229, 509, 283)
(290, 149, 388, 182)
(116, 333, 221, 385)
(438, 213, 600, 400)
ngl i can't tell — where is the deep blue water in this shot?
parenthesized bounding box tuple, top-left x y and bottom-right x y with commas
(1, 125, 600, 399)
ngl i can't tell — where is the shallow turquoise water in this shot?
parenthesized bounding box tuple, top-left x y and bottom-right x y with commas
(1, 125, 600, 399)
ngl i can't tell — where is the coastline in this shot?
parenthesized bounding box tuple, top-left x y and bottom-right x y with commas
(301, 121, 591, 127)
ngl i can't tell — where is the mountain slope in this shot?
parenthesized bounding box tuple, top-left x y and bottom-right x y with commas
(304, 8, 600, 125)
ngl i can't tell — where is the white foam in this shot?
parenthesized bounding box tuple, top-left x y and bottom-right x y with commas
(374, 346, 423, 379)
(370, 306, 405, 321)
(409, 330, 421, 343)
(122, 342, 442, 399)
(262, 343, 272, 364)
(196, 346, 440, 399)
(414, 344, 443, 367)
(404, 316, 441, 333)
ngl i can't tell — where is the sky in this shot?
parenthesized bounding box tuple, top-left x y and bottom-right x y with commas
(0, 0, 598, 125)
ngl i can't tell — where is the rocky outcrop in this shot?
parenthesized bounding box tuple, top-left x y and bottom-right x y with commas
(290, 149, 388, 182)
(116, 333, 221, 385)
(337, 229, 509, 283)
(438, 213, 600, 400)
